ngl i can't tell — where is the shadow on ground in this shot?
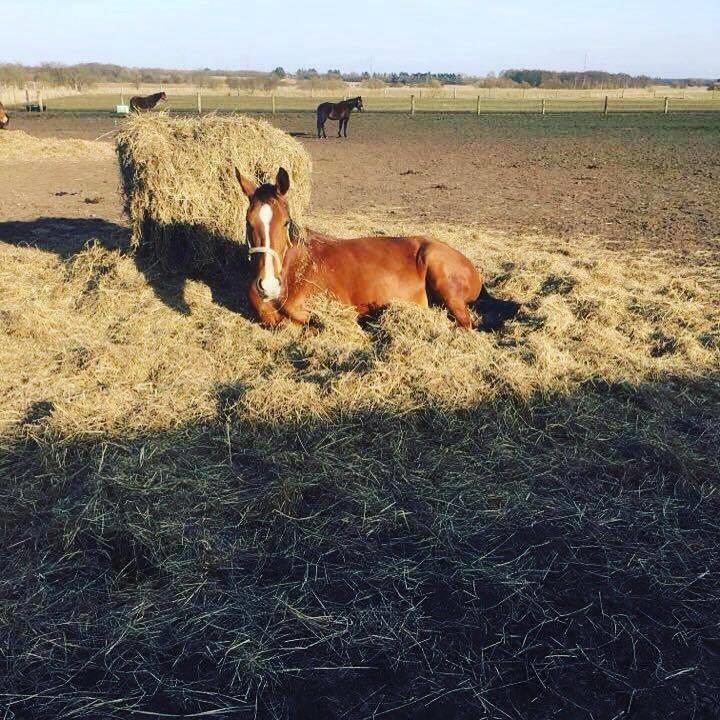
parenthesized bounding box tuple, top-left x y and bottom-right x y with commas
(2, 372, 719, 719)
(0, 216, 254, 316)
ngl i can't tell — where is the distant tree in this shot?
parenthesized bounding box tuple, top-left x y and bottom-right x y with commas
(362, 76, 386, 89)
(191, 71, 211, 88)
(272, 66, 286, 78)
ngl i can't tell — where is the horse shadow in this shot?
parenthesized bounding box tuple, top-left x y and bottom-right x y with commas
(0, 216, 254, 317)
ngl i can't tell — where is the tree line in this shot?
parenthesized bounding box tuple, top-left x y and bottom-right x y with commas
(501, 69, 714, 89)
(0, 62, 714, 91)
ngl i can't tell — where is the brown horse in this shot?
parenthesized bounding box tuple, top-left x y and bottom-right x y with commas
(236, 167, 519, 330)
(129, 91, 167, 112)
(0, 101, 9, 129)
(316, 96, 363, 138)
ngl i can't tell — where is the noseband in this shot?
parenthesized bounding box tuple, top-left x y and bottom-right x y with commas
(248, 245, 283, 267)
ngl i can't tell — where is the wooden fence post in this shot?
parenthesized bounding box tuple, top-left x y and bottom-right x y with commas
(453, 86, 457, 100)
(37, 89, 44, 112)
(541, 98, 546, 115)
(664, 97, 670, 114)
(25, 87, 30, 108)
(603, 95, 609, 116)
(271, 94, 276, 115)
(476, 95, 481, 115)
(197, 92, 202, 114)
(410, 94, 415, 115)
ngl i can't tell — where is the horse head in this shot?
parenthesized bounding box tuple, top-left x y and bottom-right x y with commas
(235, 166, 292, 301)
(0, 103, 9, 129)
(354, 96, 364, 112)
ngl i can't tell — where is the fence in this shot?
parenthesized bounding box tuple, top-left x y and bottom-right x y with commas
(4, 82, 720, 115)
(0, 84, 84, 107)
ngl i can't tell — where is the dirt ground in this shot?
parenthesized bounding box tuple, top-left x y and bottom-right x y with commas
(2, 111, 718, 259)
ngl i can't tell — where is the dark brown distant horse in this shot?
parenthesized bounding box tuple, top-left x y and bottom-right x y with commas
(129, 91, 167, 112)
(0, 102, 9, 129)
(235, 167, 519, 330)
(316, 96, 363, 138)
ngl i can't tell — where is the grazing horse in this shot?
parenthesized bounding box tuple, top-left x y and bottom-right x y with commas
(129, 91, 167, 113)
(235, 167, 519, 330)
(316, 96, 363, 138)
(0, 102, 9, 129)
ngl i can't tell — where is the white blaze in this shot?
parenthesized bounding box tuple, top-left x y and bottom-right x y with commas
(258, 203, 281, 299)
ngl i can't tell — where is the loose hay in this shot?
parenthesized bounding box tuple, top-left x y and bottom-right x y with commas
(116, 113, 312, 269)
(0, 129, 114, 163)
(2, 211, 720, 718)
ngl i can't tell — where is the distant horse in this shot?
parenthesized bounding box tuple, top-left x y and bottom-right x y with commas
(235, 166, 519, 330)
(129, 92, 167, 113)
(316, 96, 363, 138)
(0, 102, 9, 129)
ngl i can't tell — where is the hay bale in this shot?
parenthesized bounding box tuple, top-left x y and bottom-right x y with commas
(116, 113, 312, 269)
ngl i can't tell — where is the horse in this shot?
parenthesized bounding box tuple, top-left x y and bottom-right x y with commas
(316, 96, 363, 138)
(235, 167, 519, 330)
(129, 91, 167, 113)
(0, 102, 9, 129)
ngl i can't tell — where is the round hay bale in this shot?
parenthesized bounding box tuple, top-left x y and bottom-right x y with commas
(116, 113, 312, 271)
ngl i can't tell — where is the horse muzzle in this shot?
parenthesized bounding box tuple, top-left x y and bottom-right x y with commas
(256, 276, 282, 301)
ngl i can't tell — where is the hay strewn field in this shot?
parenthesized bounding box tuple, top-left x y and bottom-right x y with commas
(0, 129, 115, 163)
(1, 125, 719, 719)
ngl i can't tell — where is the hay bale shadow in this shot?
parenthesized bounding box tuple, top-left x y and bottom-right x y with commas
(134, 219, 254, 316)
(0, 216, 255, 318)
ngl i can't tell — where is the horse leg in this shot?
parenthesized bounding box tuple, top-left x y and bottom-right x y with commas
(343, 118, 348, 137)
(281, 294, 312, 326)
(337, 118, 342, 138)
(423, 250, 482, 329)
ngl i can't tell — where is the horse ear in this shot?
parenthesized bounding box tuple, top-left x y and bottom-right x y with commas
(276, 167, 290, 196)
(235, 167, 256, 198)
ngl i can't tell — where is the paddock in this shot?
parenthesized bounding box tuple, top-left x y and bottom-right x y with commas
(1, 110, 719, 719)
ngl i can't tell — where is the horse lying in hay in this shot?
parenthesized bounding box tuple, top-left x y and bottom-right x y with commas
(129, 92, 167, 113)
(316, 96, 363, 138)
(236, 167, 519, 330)
(0, 102, 9, 129)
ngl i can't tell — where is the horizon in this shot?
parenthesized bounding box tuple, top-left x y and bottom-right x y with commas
(2, 60, 716, 82)
(3, 0, 718, 79)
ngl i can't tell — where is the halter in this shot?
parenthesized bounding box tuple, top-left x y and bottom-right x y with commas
(248, 244, 283, 269)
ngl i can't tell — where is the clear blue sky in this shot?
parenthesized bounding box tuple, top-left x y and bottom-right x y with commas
(3, 0, 718, 77)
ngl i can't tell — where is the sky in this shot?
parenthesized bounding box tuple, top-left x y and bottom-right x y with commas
(3, 0, 718, 77)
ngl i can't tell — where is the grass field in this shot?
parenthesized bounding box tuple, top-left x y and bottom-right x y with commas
(13, 89, 720, 115)
(1, 116, 720, 719)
